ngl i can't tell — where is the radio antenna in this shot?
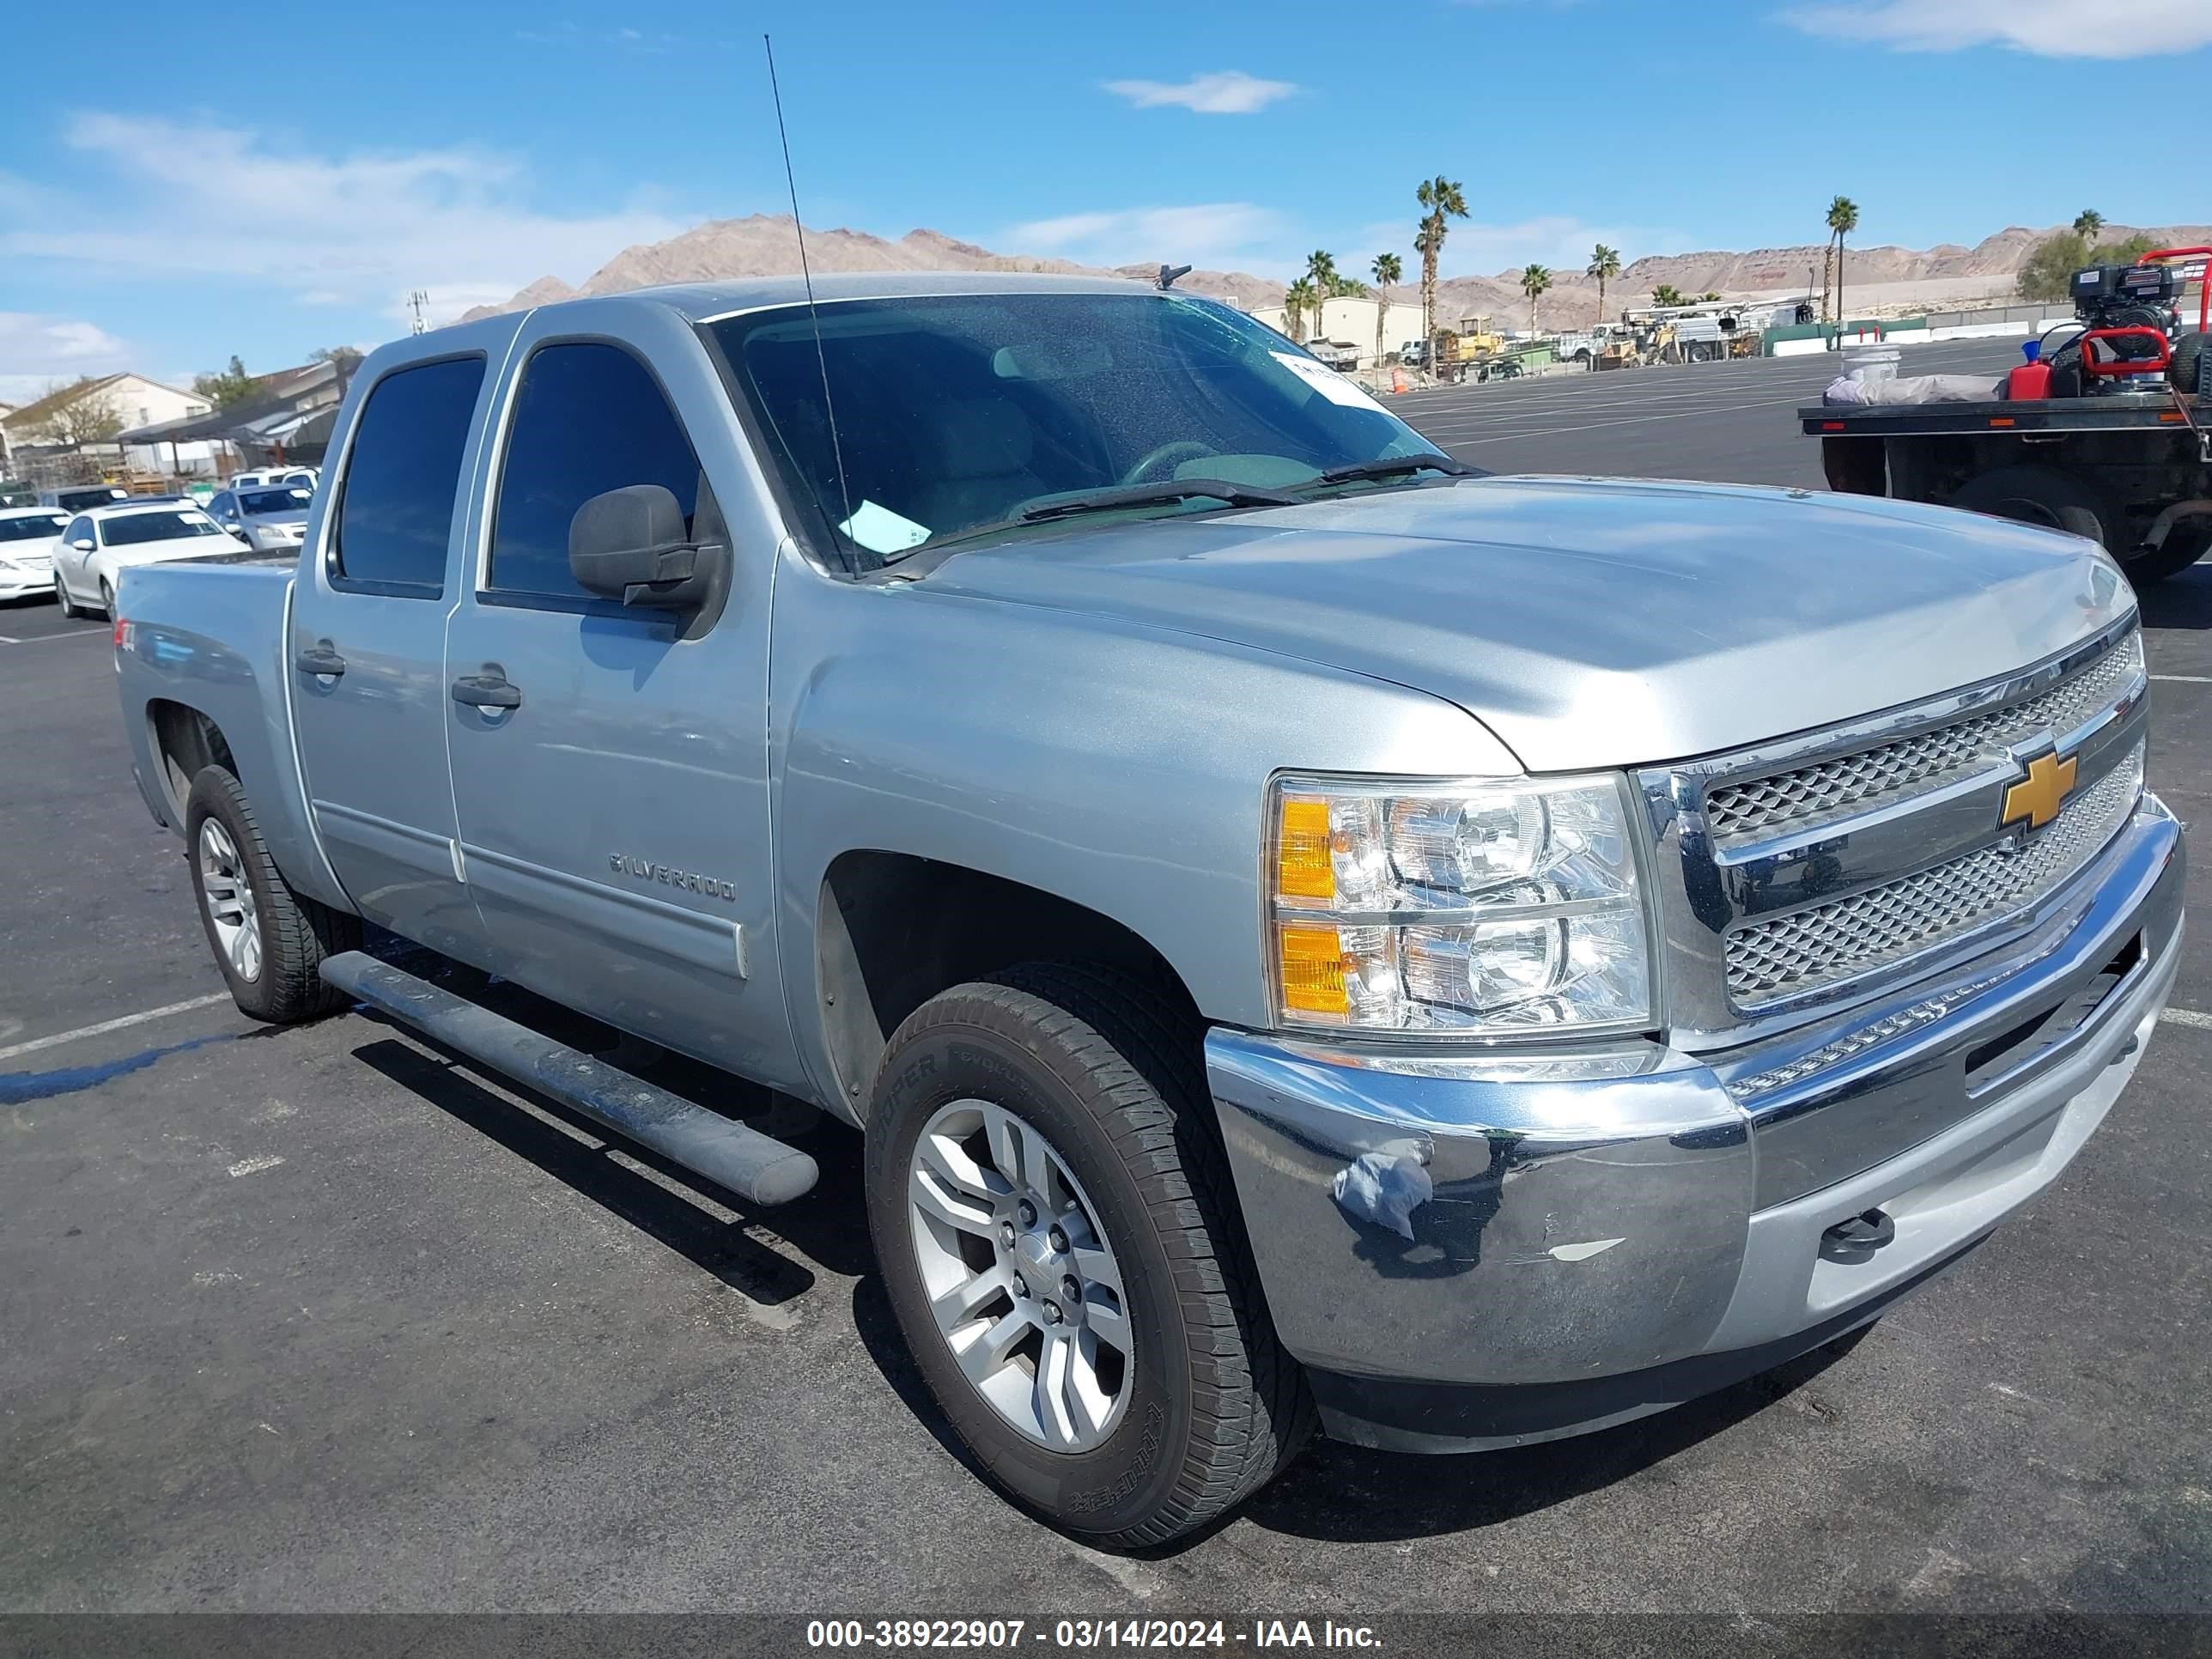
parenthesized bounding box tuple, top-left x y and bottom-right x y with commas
(764, 34, 854, 535)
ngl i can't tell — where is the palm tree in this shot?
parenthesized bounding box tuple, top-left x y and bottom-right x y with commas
(1520, 264, 1552, 333)
(1586, 244, 1620, 325)
(1304, 252, 1339, 343)
(1370, 252, 1402, 371)
(2073, 209, 2105, 240)
(1826, 194, 1860, 330)
(1652, 283, 1687, 307)
(1414, 176, 1469, 365)
(1283, 277, 1317, 343)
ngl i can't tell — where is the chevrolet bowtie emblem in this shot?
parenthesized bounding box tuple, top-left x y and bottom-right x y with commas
(2001, 749, 2078, 833)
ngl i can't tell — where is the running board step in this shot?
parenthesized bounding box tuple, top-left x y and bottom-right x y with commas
(319, 951, 818, 1206)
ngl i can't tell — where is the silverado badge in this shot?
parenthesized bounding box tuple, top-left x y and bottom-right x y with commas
(2000, 748, 2078, 834)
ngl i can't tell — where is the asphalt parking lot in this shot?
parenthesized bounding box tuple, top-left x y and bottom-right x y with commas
(4, 343, 2209, 1625)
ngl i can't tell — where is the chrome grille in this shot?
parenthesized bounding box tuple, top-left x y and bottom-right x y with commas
(1705, 631, 2143, 841)
(1723, 744, 2143, 1007)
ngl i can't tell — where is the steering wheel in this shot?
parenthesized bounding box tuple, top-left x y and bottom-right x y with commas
(1121, 441, 1218, 485)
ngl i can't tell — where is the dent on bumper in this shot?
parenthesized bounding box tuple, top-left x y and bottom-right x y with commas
(1207, 797, 2183, 1443)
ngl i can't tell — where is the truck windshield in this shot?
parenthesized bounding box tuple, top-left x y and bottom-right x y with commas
(708, 292, 1455, 561)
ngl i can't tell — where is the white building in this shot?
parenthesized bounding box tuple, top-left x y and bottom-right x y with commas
(1, 374, 209, 453)
(1249, 295, 1430, 368)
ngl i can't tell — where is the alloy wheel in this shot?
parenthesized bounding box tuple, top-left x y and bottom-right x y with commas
(198, 817, 262, 982)
(906, 1097, 1133, 1452)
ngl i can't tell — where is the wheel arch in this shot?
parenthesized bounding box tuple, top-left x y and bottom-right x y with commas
(812, 850, 1201, 1126)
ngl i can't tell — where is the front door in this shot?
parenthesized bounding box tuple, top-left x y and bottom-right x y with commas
(441, 307, 795, 1089)
(289, 348, 501, 959)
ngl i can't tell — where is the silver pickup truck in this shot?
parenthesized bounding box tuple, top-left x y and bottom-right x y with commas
(113, 273, 2181, 1547)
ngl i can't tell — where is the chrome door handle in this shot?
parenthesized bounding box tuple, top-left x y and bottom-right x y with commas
(295, 643, 346, 677)
(451, 674, 522, 710)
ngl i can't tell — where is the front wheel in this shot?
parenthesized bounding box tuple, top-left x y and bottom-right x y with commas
(98, 579, 115, 621)
(866, 964, 1311, 1547)
(54, 574, 83, 619)
(185, 767, 360, 1023)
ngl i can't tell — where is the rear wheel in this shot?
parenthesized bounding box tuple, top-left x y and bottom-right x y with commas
(1948, 465, 2123, 551)
(185, 767, 360, 1023)
(866, 963, 1311, 1547)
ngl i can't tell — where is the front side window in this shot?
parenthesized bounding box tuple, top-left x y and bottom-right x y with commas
(64, 517, 91, 545)
(99, 511, 225, 547)
(489, 342, 702, 599)
(708, 291, 1454, 564)
(332, 355, 485, 593)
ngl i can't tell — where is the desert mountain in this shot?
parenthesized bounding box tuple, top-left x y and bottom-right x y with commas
(456, 213, 1282, 322)
(459, 216, 2212, 331)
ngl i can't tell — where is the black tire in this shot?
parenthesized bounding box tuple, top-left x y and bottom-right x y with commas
(53, 576, 82, 619)
(1948, 465, 2125, 554)
(865, 963, 1312, 1547)
(184, 766, 360, 1023)
(2172, 331, 2209, 398)
(98, 579, 115, 620)
(2124, 523, 2211, 588)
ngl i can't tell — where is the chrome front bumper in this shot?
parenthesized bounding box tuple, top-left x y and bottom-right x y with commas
(1207, 796, 2184, 1452)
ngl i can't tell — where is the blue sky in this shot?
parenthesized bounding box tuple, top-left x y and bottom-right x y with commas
(3, 0, 2209, 403)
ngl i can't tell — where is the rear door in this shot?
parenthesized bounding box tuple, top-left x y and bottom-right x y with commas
(441, 307, 794, 1087)
(289, 347, 503, 959)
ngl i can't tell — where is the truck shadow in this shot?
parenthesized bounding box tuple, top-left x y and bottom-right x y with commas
(2136, 562, 2212, 631)
(1235, 1328, 1869, 1548)
(350, 1034, 872, 1306)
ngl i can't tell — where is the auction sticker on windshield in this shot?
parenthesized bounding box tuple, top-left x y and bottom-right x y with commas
(1269, 350, 1389, 415)
(839, 499, 933, 556)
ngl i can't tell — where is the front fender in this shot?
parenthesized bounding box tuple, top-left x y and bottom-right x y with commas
(768, 554, 1519, 1115)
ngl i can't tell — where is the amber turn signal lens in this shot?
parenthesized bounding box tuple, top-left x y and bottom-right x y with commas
(1276, 796, 1335, 902)
(1277, 921, 1349, 1015)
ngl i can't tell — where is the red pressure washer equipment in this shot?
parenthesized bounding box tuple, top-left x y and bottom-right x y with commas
(2051, 246, 2211, 397)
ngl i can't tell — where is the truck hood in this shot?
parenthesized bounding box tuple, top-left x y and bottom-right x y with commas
(919, 476, 2134, 772)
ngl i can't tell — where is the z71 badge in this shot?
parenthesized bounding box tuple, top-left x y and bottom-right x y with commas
(609, 853, 736, 901)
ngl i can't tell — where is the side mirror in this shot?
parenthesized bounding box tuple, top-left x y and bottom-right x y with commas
(71, 538, 94, 551)
(568, 484, 726, 611)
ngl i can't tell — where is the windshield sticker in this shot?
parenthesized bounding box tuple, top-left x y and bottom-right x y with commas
(837, 499, 933, 556)
(1270, 350, 1390, 416)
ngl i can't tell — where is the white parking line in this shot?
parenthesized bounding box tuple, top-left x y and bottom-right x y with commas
(2159, 1007, 2212, 1030)
(0, 630, 104, 647)
(2151, 674, 2212, 684)
(0, 994, 232, 1062)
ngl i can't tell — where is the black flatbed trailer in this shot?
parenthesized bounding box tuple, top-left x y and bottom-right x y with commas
(1802, 392, 2212, 586)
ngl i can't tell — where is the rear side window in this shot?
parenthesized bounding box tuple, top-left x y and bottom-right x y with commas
(332, 356, 484, 594)
(489, 342, 701, 599)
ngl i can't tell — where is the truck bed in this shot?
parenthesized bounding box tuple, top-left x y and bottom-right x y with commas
(1802, 394, 2204, 441)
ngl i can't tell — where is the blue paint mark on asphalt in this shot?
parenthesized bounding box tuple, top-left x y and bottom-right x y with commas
(0, 1034, 235, 1105)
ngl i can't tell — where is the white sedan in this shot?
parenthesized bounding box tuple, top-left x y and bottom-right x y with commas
(52, 502, 246, 620)
(0, 507, 71, 604)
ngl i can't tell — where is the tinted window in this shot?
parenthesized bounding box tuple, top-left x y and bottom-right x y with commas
(64, 518, 91, 545)
(334, 356, 484, 592)
(0, 514, 67, 541)
(100, 512, 225, 547)
(489, 343, 701, 599)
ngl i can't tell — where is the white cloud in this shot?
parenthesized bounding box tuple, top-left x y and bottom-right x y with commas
(1102, 71, 1297, 114)
(1006, 204, 1293, 270)
(0, 313, 133, 404)
(1778, 0, 2212, 58)
(0, 116, 689, 328)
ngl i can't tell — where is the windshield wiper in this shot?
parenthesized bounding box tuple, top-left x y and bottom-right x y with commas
(1017, 478, 1302, 521)
(1300, 455, 1479, 490)
(885, 478, 1300, 562)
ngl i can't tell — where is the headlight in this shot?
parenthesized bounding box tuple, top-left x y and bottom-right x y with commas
(1268, 773, 1652, 1035)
